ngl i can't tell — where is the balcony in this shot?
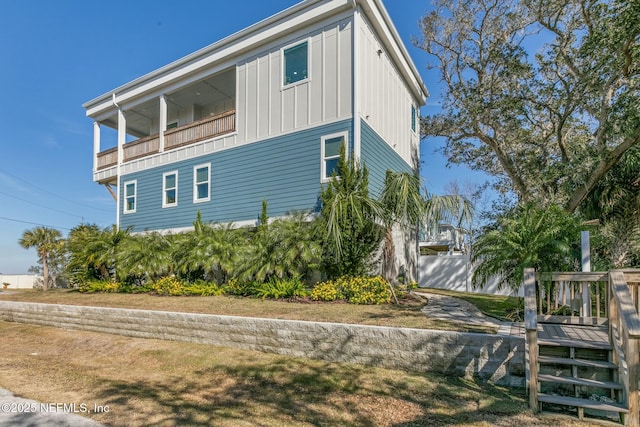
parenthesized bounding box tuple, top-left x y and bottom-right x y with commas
(96, 109, 236, 171)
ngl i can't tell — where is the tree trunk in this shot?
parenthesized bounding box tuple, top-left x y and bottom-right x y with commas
(41, 253, 49, 292)
(382, 227, 399, 304)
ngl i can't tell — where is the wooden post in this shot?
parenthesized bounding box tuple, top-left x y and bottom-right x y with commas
(582, 231, 592, 316)
(626, 336, 640, 426)
(524, 268, 539, 412)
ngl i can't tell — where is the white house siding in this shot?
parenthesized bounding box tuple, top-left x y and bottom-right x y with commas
(358, 13, 419, 166)
(236, 14, 353, 146)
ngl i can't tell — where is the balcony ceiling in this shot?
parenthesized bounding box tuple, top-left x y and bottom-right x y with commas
(102, 68, 235, 138)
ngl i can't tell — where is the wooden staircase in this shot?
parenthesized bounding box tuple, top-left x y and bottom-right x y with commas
(524, 269, 640, 426)
(534, 322, 628, 423)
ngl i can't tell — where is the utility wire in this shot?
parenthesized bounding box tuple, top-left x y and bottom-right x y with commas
(0, 215, 72, 231)
(0, 190, 94, 222)
(0, 170, 111, 213)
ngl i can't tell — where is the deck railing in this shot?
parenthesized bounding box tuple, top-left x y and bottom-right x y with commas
(524, 268, 640, 425)
(165, 109, 235, 150)
(96, 109, 236, 170)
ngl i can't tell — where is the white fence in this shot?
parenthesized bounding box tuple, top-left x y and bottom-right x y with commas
(0, 274, 40, 289)
(418, 254, 523, 297)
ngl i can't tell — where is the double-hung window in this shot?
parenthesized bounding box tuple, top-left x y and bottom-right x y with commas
(283, 40, 309, 86)
(163, 171, 178, 208)
(123, 180, 137, 214)
(193, 164, 210, 203)
(321, 133, 347, 182)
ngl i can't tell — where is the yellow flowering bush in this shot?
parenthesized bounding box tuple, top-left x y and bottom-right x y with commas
(310, 280, 342, 301)
(151, 276, 185, 296)
(311, 276, 391, 305)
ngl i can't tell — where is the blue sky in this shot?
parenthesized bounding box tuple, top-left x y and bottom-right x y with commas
(0, 0, 485, 274)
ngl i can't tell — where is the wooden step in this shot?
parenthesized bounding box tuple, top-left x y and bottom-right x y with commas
(538, 337, 612, 350)
(538, 374, 623, 390)
(538, 393, 628, 414)
(538, 355, 617, 370)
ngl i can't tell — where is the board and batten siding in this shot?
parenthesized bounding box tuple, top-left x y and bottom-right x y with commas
(358, 14, 419, 167)
(119, 119, 353, 232)
(236, 15, 353, 146)
(360, 119, 413, 199)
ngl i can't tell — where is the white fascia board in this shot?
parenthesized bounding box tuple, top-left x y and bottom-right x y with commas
(357, 0, 428, 105)
(84, 0, 352, 119)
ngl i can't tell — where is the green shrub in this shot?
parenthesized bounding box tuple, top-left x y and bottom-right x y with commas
(182, 281, 224, 296)
(253, 277, 307, 299)
(223, 278, 255, 296)
(311, 276, 391, 304)
(78, 280, 121, 293)
(151, 276, 186, 296)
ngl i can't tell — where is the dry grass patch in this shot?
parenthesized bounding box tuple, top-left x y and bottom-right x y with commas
(0, 289, 496, 333)
(0, 321, 601, 427)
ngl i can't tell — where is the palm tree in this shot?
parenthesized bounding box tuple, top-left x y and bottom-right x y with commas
(238, 211, 321, 282)
(118, 232, 174, 281)
(19, 226, 63, 291)
(319, 144, 382, 278)
(472, 204, 582, 293)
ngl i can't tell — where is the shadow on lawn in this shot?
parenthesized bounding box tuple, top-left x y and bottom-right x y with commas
(92, 355, 531, 427)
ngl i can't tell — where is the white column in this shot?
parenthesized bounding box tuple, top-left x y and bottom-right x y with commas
(159, 95, 167, 152)
(352, 5, 361, 161)
(93, 121, 101, 172)
(116, 108, 126, 230)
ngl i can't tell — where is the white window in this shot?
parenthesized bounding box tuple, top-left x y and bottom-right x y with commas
(163, 171, 178, 208)
(282, 40, 309, 86)
(193, 163, 210, 203)
(321, 132, 347, 182)
(123, 180, 137, 214)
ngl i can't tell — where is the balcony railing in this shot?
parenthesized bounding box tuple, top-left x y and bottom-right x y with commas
(96, 109, 236, 170)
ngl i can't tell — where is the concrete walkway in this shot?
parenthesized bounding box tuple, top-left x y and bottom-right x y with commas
(415, 290, 523, 336)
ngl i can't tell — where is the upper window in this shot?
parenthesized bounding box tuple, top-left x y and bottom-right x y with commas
(283, 41, 309, 86)
(123, 180, 137, 214)
(193, 164, 210, 203)
(411, 105, 417, 133)
(163, 171, 178, 208)
(321, 133, 347, 181)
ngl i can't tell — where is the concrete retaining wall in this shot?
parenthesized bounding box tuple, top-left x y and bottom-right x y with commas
(0, 301, 525, 386)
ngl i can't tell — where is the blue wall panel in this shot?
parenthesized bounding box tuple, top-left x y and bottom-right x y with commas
(120, 119, 353, 232)
(360, 119, 413, 198)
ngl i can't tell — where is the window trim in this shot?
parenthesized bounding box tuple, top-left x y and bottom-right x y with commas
(123, 180, 137, 214)
(162, 171, 178, 208)
(281, 39, 310, 89)
(321, 132, 348, 183)
(193, 163, 211, 203)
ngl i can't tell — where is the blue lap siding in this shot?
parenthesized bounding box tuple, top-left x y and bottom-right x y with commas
(360, 119, 414, 198)
(119, 119, 353, 232)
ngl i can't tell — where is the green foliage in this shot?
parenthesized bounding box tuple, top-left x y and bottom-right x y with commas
(181, 281, 225, 296)
(237, 211, 321, 283)
(311, 276, 391, 305)
(78, 280, 122, 293)
(252, 277, 307, 299)
(19, 226, 64, 291)
(151, 276, 186, 296)
(472, 204, 582, 292)
(418, 0, 640, 213)
(319, 143, 383, 278)
(222, 278, 255, 297)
